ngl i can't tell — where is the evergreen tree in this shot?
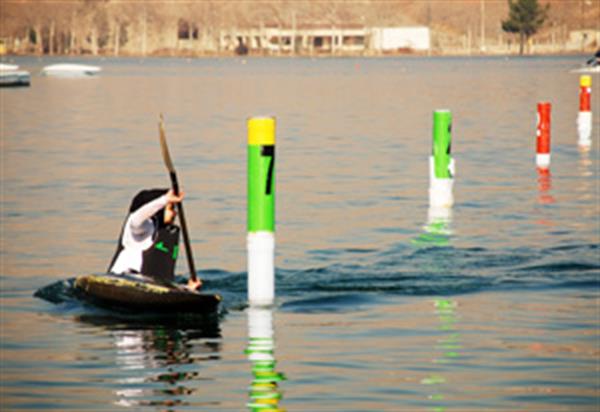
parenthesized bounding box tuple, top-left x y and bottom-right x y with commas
(502, 0, 550, 55)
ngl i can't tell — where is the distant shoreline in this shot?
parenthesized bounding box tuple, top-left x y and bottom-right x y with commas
(0, 49, 592, 60)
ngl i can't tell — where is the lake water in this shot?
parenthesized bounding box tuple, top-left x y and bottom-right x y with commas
(1, 56, 598, 411)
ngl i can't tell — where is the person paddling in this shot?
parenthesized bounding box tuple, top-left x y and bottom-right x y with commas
(108, 188, 202, 291)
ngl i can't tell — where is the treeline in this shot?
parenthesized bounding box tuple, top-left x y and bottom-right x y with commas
(0, 0, 594, 56)
(0, 0, 421, 56)
(1, 0, 225, 55)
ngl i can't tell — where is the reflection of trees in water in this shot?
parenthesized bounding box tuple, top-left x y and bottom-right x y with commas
(78, 315, 221, 409)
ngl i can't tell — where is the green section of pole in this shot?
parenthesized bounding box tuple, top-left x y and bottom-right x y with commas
(433, 110, 453, 179)
(247, 117, 276, 233)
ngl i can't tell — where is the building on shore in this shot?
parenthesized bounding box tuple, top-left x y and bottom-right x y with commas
(217, 25, 431, 55)
(371, 27, 431, 52)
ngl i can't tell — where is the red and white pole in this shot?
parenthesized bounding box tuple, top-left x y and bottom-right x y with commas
(536, 102, 551, 170)
(577, 75, 592, 149)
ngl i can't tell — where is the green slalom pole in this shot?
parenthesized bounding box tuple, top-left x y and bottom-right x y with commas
(248, 117, 276, 233)
(429, 109, 455, 209)
(247, 116, 276, 305)
(432, 110, 453, 179)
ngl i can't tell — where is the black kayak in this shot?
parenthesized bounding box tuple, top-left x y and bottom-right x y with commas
(72, 273, 221, 314)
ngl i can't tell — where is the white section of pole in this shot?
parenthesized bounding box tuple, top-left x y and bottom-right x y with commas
(577, 111, 592, 148)
(429, 156, 455, 208)
(536, 153, 551, 170)
(247, 231, 275, 306)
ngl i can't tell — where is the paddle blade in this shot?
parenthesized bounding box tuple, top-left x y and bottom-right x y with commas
(158, 114, 175, 173)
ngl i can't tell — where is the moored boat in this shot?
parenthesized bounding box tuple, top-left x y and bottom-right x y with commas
(0, 69, 30, 87)
(41, 63, 102, 77)
(0, 63, 19, 71)
(570, 65, 600, 74)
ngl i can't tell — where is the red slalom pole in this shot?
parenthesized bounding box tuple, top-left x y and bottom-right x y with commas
(536, 102, 551, 170)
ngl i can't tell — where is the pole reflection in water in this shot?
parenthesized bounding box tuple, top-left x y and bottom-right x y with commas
(106, 321, 221, 409)
(536, 168, 555, 205)
(412, 203, 459, 410)
(578, 149, 593, 181)
(575, 149, 595, 227)
(576, 150, 593, 203)
(421, 298, 462, 412)
(413, 206, 453, 246)
(245, 307, 286, 412)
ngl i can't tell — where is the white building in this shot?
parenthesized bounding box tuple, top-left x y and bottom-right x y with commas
(371, 27, 431, 51)
(219, 25, 431, 54)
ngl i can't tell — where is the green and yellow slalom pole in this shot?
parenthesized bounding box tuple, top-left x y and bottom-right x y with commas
(247, 117, 276, 306)
(429, 110, 455, 209)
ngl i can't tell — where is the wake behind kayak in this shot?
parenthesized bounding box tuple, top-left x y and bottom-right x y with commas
(35, 273, 221, 314)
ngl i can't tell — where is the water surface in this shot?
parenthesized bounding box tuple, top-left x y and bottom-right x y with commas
(1, 55, 598, 411)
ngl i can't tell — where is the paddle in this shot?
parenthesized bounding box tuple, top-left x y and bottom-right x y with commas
(158, 115, 200, 287)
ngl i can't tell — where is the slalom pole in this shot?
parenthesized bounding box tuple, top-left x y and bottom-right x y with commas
(429, 110, 455, 208)
(536, 102, 551, 170)
(247, 116, 276, 306)
(577, 75, 592, 149)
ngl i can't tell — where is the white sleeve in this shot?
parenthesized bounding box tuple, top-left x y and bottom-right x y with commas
(128, 194, 168, 235)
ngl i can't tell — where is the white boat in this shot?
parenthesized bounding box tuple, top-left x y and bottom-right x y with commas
(0, 70, 30, 87)
(0, 63, 19, 71)
(41, 63, 102, 77)
(571, 65, 600, 74)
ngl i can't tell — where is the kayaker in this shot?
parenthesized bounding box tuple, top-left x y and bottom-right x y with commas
(108, 188, 202, 291)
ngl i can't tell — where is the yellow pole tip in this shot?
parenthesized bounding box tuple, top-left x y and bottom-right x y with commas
(248, 117, 276, 145)
(580, 75, 592, 87)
